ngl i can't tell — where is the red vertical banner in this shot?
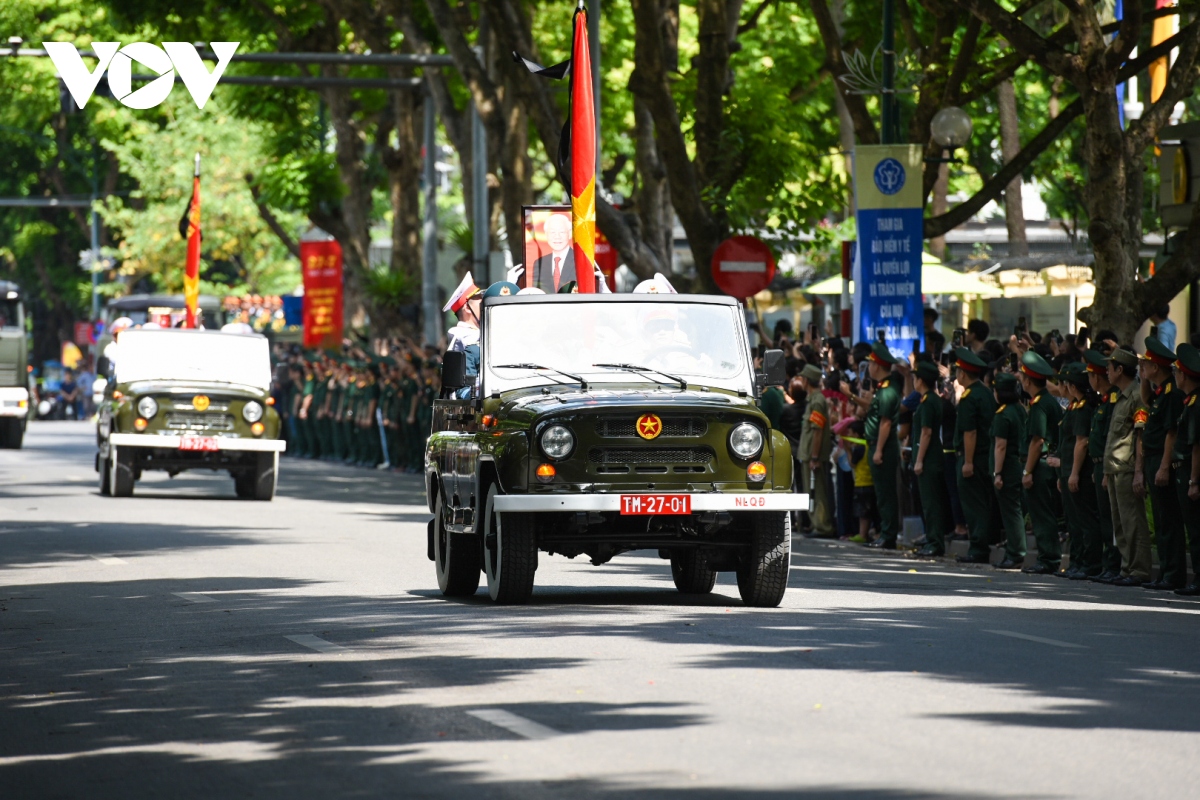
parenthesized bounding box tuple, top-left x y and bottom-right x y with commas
(301, 239, 344, 349)
(570, 6, 597, 293)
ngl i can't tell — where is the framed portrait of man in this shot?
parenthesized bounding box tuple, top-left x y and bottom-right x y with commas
(522, 206, 575, 292)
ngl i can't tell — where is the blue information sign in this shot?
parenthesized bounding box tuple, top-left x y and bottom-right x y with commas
(853, 146, 924, 359)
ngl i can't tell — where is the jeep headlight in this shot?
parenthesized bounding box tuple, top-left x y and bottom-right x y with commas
(540, 424, 575, 460)
(137, 396, 158, 419)
(242, 400, 264, 423)
(729, 422, 763, 459)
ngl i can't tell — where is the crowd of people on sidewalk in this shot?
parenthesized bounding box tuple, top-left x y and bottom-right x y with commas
(270, 339, 440, 472)
(764, 307, 1200, 596)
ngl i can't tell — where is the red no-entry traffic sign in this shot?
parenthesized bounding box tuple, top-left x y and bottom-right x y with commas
(711, 236, 776, 299)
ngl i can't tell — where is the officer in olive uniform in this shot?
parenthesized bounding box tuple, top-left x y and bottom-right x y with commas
(912, 360, 949, 557)
(1172, 344, 1200, 596)
(863, 342, 903, 549)
(991, 371, 1027, 569)
(1136, 336, 1186, 590)
(1105, 347, 1151, 585)
(1058, 363, 1101, 579)
(379, 360, 400, 468)
(797, 363, 834, 537)
(953, 347, 997, 564)
(1017, 350, 1063, 574)
(1084, 348, 1123, 582)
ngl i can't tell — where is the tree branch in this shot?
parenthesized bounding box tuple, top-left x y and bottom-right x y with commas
(955, 0, 1078, 79)
(736, 0, 773, 36)
(1138, 199, 1200, 319)
(245, 174, 301, 259)
(809, 0, 878, 145)
(1125, 22, 1200, 154)
(924, 98, 1083, 239)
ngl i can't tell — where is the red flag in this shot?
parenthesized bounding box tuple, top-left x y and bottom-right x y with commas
(570, 5, 597, 293)
(181, 153, 201, 327)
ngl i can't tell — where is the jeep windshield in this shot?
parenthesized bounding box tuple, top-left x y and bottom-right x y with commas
(484, 299, 753, 395)
(113, 329, 272, 392)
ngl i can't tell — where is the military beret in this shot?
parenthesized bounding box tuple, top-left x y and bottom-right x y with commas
(914, 360, 940, 385)
(483, 281, 520, 298)
(1019, 350, 1055, 381)
(1083, 348, 1109, 374)
(1142, 335, 1176, 367)
(994, 371, 1018, 391)
(800, 363, 823, 385)
(1108, 348, 1139, 368)
(868, 341, 900, 367)
(953, 346, 989, 374)
(1175, 343, 1200, 379)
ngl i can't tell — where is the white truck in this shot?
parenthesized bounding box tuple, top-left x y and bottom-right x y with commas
(0, 281, 29, 448)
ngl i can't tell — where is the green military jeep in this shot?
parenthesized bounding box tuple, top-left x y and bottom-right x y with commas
(425, 293, 807, 607)
(96, 328, 285, 499)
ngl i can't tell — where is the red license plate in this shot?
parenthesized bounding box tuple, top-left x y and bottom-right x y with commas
(620, 494, 692, 515)
(179, 436, 219, 452)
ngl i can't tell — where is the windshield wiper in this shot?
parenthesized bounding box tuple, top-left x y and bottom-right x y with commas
(493, 363, 588, 391)
(592, 363, 687, 391)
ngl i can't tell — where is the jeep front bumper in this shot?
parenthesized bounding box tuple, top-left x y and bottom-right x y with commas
(493, 492, 811, 513)
(0, 386, 29, 417)
(108, 433, 286, 452)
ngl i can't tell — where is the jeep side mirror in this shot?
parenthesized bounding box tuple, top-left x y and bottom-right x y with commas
(757, 349, 786, 391)
(441, 350, 467, 390)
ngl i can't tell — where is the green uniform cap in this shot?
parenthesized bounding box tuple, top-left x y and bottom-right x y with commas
(993, 371, 1018, 391)
(914, 360, 940, 385)
(1142, 335, 1176, 365)
(1083, 348, 1109, 372)
(869, 341, 900, 366)
(1057, 361, 1089, 387)
(1176, 343, 1200, 379)
(800, 363, 823, 385)
(1019, 349, 1055, 380)
(1108, 347, 1139, 368)
(953, 346, 989, 374)
(483, 281, 520, 298)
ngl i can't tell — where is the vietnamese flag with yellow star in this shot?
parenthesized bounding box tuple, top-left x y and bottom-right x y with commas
(569, 5, 597, 293)
(178, 153, 202, 327)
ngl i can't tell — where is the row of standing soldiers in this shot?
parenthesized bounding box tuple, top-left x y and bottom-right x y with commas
(861, 338, 1200, 594)
(278, 352, 441, 471)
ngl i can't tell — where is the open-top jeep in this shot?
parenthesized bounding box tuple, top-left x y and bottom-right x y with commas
(425, 293, 807, 607)
(96, 328, 284, 499)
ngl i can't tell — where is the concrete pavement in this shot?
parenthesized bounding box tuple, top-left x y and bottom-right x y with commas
(2, 421, 1198, 799)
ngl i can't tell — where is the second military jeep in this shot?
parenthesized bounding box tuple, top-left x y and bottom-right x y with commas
(425, 293, 807, 607)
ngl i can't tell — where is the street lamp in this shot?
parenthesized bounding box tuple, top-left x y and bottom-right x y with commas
(928, 106, 973, 163)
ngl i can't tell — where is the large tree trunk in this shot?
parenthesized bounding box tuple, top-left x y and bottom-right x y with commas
(997, 79, 1028, 259)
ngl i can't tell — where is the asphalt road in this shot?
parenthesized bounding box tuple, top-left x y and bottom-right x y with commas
(2, 421, 1198, 799)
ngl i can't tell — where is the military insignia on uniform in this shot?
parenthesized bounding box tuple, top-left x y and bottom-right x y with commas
(1110, 393, 1118, 403)
(1134, 409, 1149, 424)
(808, 410, 827, 428)
(636, 413, 663, 439)
(996, 404, 1006, 413)
(1166, 384, 1172, 393)
(962, 389, 971, 399)
(1189, 395, 1197, 407)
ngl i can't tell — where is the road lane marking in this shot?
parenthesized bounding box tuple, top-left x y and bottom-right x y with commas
(91, 555, 128, 566)
(173, 592, 217, 603)
(984, 629, 1087, 649)
(467, 709, 560, 740)
(285, 634, 347, 653)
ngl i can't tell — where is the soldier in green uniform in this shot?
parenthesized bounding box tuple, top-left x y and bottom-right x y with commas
(328, 362, 347, 461)
(1136, 336, 1186, 590)
(1050, 372, 1077, 577)
(862, 342, 903, 550)
(912, 360, 949, 557)
(1105, 347, 1151, 585)
(401, 358, 422, 472)
(414, 359, 438, 464)
(362, 364, 382, 467)
(990, 372, 1027, 569)
(1017, 350, 1063, 575)
(1057, 363, 1101, 578)
(797, 363, 833, 537)
(313, 358, 332, 460)
(1171, 343, 1200, 596)
(953, 347, 997, 564)
(379, 360, 400, 469)
(1083, 349, 1123, 582)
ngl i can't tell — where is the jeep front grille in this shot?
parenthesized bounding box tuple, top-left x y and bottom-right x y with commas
(594, 417, 708, 437)
(588, 446, 714, 465)
(165, 412, 236, 432)
(0, 368, 16, 385)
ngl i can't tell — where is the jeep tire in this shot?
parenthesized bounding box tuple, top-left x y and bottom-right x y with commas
(736, 511, 790, 607)
(670, 551, 717, 594)
(434, 494, 481, 596)
(251, 453, 276, 501)
(483, 485, 537, 604)
(98, 455, 111, 496)
(111, 447, 135, 497)
(0, 418, 23, 449)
